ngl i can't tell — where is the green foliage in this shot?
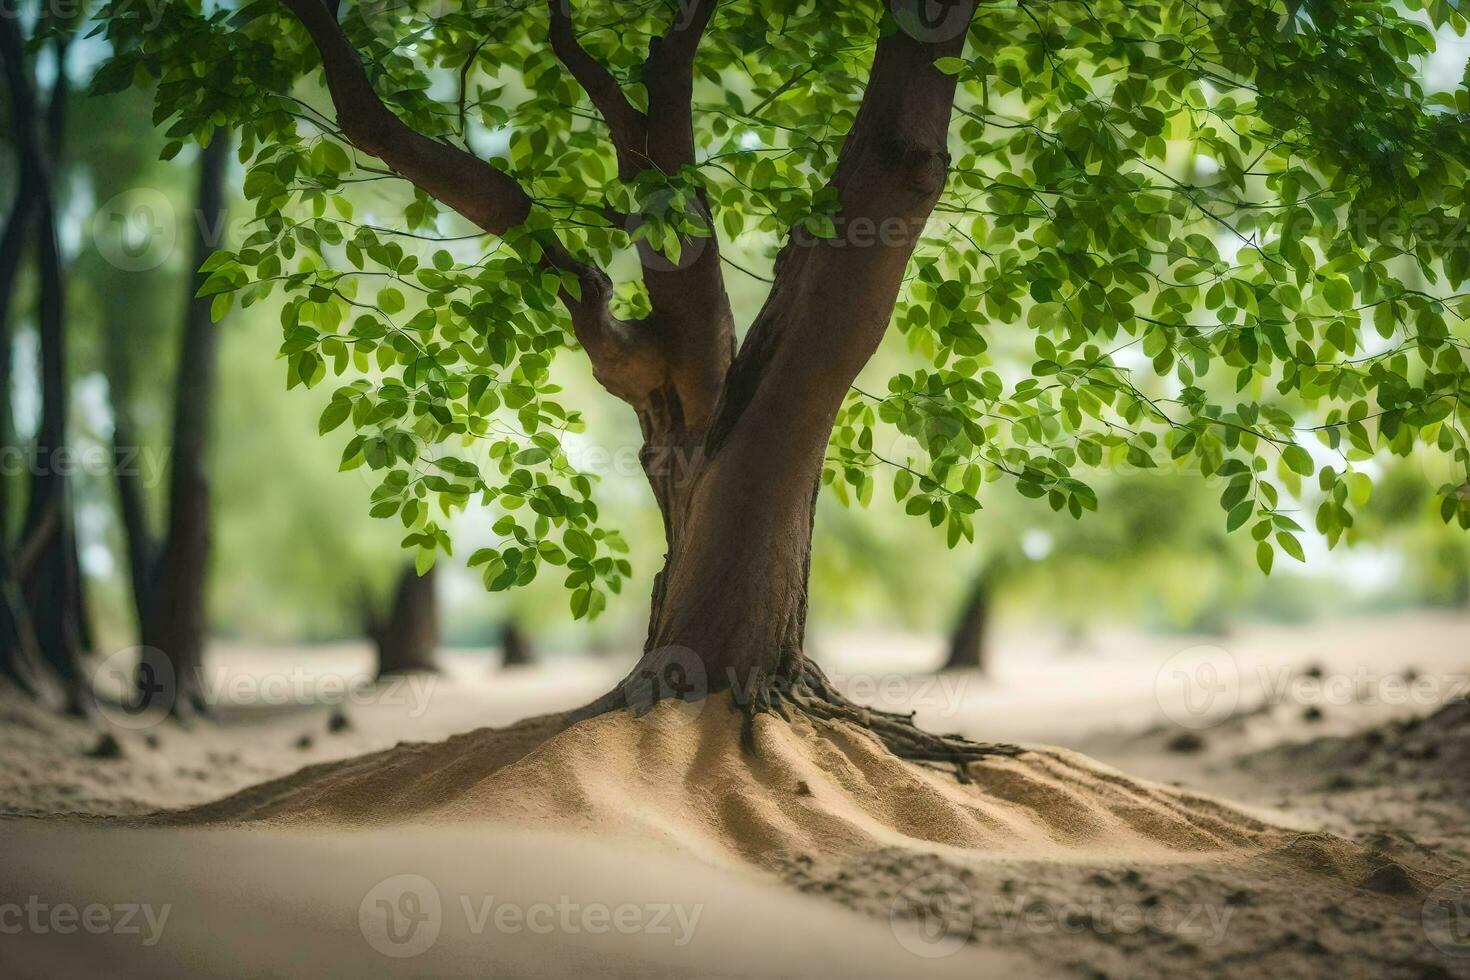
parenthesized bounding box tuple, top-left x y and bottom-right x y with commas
(94, 0, 1470, 617)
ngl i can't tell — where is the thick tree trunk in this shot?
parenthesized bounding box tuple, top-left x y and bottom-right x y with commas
(499, 619, 533, 668)
(371, 564, 439, 677)
(137, 132, 231, 718)
(944, 573, 991, 673)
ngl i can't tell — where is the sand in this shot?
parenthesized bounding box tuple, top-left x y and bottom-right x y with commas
(2, 614, 1468, 977)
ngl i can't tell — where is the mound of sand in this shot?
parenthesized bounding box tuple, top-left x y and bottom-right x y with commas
(142, 692, 1470, 976)
(165, 693, 1286, 870)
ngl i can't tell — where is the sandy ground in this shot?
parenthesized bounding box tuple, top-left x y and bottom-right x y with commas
(1, 613, 1468, 978)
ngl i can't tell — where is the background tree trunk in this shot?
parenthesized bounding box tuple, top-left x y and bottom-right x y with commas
(137, 132, 231, 718)
(0, 15, 41, 694)
(20, 192, 88, 715)
(944, 571, 991, 673)
(499, 618, 533, 668)
(370, 564, 439, 677)
(109, 401, 154, 632)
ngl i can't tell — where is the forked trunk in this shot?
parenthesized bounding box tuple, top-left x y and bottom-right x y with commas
(371, 564, 439, 678)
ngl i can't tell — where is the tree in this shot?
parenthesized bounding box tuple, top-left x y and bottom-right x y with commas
(1, 7, 91, 713)
(366, 562, 439, 677)
(500, 618, 534, 668)
(944, 558, 1005, 673)
(131, 131, 234, 718)
(98, 1, 1470, 774)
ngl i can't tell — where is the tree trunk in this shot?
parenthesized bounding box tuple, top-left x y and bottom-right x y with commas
(0, 546, 44, 697)
(499, 618, 533, 668)
(137, 132, 231, 718)
(370, 564, 439, 677)
(944, 573, 991, 673)
(0, 22, 40, 693)
(581, 17, 1023, 778)
(20, 194, 88, 715)
(111, 407, 154, 631)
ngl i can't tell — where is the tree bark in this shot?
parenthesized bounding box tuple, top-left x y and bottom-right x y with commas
(370, 564, 439, 677)
(138, 131, 232, 718)
(944, 573, 991, 673)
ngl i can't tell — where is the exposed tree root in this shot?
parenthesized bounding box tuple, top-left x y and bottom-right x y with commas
(734, 656, 1026, 783)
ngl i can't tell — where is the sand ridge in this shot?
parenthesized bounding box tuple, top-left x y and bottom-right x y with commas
(159, 693, 1287, 875)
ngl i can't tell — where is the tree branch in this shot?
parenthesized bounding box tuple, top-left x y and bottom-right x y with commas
(547, 0, 648, 177)
(706, 10, 976, 456)
(280, 0, 663, 408)
(644, 0, 719, 173)
(281, 0, 532, 235)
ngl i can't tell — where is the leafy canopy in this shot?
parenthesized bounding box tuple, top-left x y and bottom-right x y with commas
(95, 0, 1470, 613)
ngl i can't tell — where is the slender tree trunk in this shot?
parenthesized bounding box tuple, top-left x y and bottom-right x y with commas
(944, 573, 991, 672)
(138, 132, 232, 717)
(0, 141, 36, 546)
(370, 564, 439, 677)
(110, 403, 154, 631)
(20, 194, 88, 715)
(500, 618, 533, 668)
